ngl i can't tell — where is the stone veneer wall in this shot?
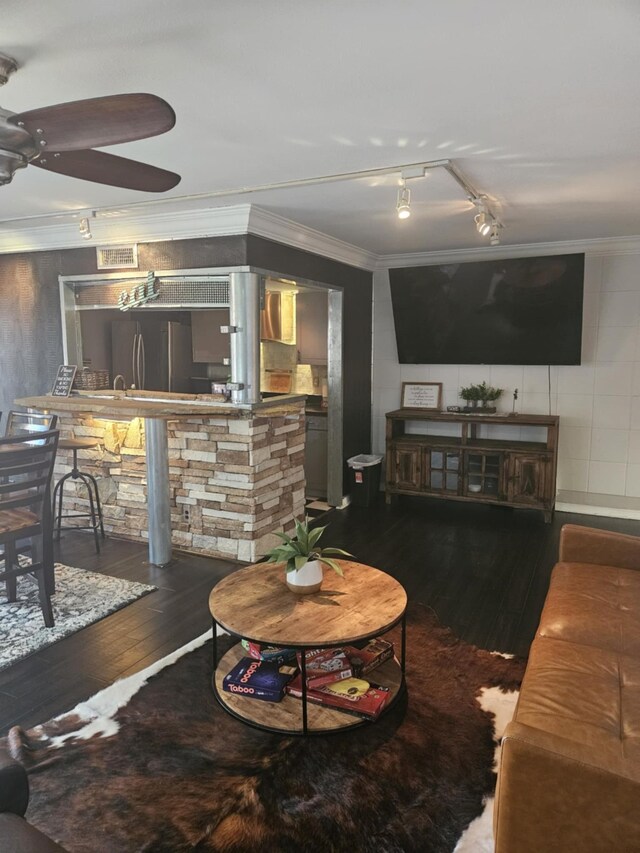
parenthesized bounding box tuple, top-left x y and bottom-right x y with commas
(52, 404, 306, 563)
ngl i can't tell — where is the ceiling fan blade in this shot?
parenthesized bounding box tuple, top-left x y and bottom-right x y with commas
(10, 93, 175, 152)
(32, 148, 181, 192)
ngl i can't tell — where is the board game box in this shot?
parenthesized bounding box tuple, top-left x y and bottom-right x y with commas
(222, 657, 297, 703)
(343, 638, 394, 676)
(297, 647, 353, 688)
(241, 640, 297, 665)
(286, 674, 391, 719)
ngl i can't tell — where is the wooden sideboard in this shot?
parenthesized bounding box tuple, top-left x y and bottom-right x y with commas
(385, 410, 559, 522)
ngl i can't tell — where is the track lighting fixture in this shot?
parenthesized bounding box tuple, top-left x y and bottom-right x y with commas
(396, 182, 411, 219)
(489, 221, 500, 246)
(474, 208, 491, 237)
(79, 216, 92, 240)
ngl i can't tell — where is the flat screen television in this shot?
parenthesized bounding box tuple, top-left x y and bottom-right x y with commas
(389, 253, 584, 365)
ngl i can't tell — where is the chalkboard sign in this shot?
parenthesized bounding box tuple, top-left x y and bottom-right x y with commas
(51, 364, 77, 397)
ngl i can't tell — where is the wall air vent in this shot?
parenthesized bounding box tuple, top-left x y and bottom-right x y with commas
(96, 244, 139, 270)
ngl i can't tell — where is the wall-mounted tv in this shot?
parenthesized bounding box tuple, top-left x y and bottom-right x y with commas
(389, 253, 584, 365)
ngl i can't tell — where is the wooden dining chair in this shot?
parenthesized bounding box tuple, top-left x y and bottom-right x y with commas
(4, 410, 57, 437)
(0, 430, 59, 627)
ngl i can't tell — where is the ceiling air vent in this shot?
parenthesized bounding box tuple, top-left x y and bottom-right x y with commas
(96, 244, 139, 270)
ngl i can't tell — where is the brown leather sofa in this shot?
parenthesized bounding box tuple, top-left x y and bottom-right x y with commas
(0, 748, 66, 852)
(494, 524, 640, 852)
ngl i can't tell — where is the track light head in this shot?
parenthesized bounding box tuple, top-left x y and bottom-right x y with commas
(489, 221, 500, 246)
(475, 210, 491, 236)
(79, 217, 92, 240)
(396, 183, 411, 219)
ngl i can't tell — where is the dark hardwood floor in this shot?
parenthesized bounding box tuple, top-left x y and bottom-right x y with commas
(1, 497, 639, 736)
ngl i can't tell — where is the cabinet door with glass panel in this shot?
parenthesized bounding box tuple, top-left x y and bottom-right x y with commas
(464, 450, 504, 500)
(424, 448, 462, 495)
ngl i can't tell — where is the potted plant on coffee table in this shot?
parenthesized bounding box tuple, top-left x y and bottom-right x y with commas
(264, 518, 352, 595)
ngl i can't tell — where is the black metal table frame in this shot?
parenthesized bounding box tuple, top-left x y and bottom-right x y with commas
(211, 609, 407, 736)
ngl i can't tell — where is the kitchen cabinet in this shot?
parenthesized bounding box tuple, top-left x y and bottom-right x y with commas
(305, 414, 328, 497)
(386, 410, 559, 522)
(191, 309, 230, 364)
(296, 290, 328, 364)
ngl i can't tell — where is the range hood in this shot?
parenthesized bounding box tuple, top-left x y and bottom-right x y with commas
(260, 290, 296, 344)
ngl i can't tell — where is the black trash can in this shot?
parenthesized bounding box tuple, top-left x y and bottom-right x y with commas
(347, 454, 383, 507)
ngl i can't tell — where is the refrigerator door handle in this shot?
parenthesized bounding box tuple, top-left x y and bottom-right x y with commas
(139, 333, 146, 390)
(132, 332, 139, 388)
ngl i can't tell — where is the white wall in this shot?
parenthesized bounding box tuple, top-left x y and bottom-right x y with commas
(372, 250, 640, 510)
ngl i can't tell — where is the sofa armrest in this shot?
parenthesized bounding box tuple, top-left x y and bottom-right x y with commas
(495, 722, 640, 853)
(0, 749, 28, 817)
(559, 524, 640, 570)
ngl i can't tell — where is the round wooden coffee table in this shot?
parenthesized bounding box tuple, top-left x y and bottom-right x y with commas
(209, 560, 408, 735)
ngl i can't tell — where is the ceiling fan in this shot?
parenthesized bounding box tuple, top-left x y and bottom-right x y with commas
(0, 52, 180, 193)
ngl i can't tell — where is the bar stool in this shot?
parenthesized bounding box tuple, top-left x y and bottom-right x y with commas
(52, 438, 105, 553)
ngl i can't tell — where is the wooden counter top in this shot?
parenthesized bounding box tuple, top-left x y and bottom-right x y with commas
(16, 391, 307, 420)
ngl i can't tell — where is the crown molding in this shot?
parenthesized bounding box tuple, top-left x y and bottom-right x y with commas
(0, 203, 377, 270)
(246, 206, 377, 270)
(377, 235, 640, 268)
(0, 205, 253, 255)
(0, 201, 638, 270)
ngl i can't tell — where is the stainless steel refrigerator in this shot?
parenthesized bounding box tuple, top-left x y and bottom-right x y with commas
(111, 319, 192, 392)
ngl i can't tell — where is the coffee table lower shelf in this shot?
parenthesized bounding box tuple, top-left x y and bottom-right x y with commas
(213, 643, 405, 735)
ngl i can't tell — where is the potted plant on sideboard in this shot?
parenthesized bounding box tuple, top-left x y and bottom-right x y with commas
(459, 381, 503, 414)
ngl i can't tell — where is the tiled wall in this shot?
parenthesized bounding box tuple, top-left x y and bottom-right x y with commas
(372, 251, 640, 505)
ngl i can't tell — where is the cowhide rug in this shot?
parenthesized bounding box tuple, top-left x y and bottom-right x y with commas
(4, 604, 525, 853)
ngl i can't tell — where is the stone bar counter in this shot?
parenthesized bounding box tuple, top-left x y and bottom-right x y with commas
(16, 391, 306, 566)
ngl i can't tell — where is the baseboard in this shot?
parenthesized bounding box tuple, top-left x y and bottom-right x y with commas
(556, 490, 640, 521)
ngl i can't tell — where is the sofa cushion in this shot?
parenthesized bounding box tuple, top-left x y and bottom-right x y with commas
(537, 561, 640, 656)
(514, 634, 640, 781)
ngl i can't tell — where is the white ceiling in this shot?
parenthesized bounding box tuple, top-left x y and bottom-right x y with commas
(1, 0, 639, 255)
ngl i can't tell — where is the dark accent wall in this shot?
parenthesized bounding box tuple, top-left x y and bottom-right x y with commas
(0, 252, 65, 416)
(0, 233, 372, 492)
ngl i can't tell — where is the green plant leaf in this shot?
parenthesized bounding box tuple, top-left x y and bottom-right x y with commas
(273, 531, 295, 545)
(307, 525, 327, 549)
(319, 558, 344, 576)
(294, 555, 309, 571)
(319, 547, 352, 557)
(294, 518, 309, 552)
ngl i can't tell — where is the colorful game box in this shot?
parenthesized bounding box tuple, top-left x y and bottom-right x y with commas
(343, 638, 394, 677)
(241, 640, 297, 666)
(297, 647, 353, 688)
(286, 674, 391, 719)
(223, 657, 297, 703)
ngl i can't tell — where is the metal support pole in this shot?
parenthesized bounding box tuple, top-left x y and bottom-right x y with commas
(228, 272, 261, 405)
(144, 417, 172, 566)
(327, 289, 344, 507)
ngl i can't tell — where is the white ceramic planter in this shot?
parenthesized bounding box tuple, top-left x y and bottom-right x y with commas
(286, 559, 323, 595)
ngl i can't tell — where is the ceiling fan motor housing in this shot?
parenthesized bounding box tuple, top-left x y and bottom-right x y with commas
(0, 113, 38, 184)
(0, 149, 27, 185)
(0, 53, 17, 87)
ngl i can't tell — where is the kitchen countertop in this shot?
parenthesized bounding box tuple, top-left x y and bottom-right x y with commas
(16, 391, 307, 420)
